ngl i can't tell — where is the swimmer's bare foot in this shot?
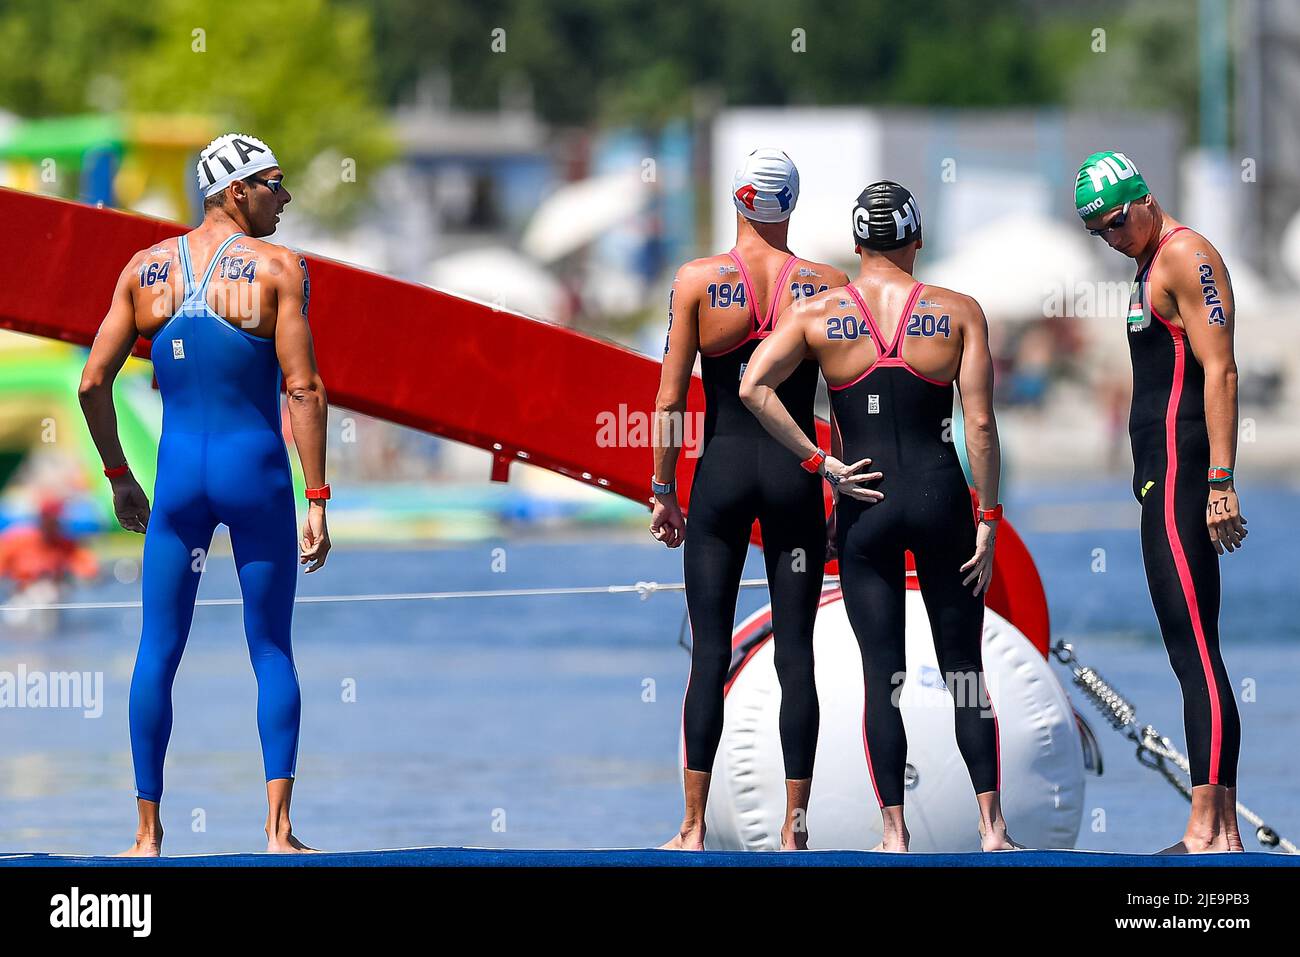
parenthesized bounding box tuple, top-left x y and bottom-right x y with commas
(871, 825, 909, 851)
(117, 833, 162, 857)
(978, 820, 1024, 851)
(267, 829, 319, 854)
(662, 770, 711, 849)
(780, 827, 809, 850)
(264, 779, 316, 853)
(120, 800, 163, 856)
(1167, 785, 1231, 854)
(779, 779, 812, 850)
(1225, 827, 1245, 852)
(1162, 832, 1228, 854)
(780, 779, 812, 850)
(660, 825, 705, 850)
(1224, 788, 1244, 852)
(876, 807, 908, 851)
(870, 836, 908, 852)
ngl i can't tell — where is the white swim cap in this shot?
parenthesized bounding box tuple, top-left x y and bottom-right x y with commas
(197, 133, 280, 198)
(732, 148, 799, 223)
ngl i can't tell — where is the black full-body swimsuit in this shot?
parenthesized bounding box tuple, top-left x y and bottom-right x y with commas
(681, 251, 825, 780)
(1127, 226, 1240, 788)
(829, 282, 1000, 808)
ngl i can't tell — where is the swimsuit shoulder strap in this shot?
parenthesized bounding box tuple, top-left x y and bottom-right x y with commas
(194, 233, 245, 297)
(842, 283, 885, 346)
(886, 282, 925, 358)
(1138, 226, 1190, 328)
(725, 249, 761, 331)
(763, 255, 801, 332)
(177, 235, 197, 300)
(1137, 225, 1189, 281)
(827, 284, 882, 392)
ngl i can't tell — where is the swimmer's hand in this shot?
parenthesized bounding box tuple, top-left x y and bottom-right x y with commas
(300, 503, 331, 572)
(111, 474, 150, 534)
(1207, 486, 1247, 555)
(650, 493, 685, 548)
(824, 456, 884, 503)
(961, 519, 997, 596)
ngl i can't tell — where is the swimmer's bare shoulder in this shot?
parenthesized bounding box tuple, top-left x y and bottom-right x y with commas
(239, 236, 301, 283)
(793, 258, 850, 293)
(129, 238, 179, 270)
(1150, 227, 1234, 328)
(917, 282, 987, 345)
(673, 253, 737, 296)
(239, 237, 311, 326)
(119, 239, 181, 325)
(783, 283, 853, 343)
(118, 247, 150, 296)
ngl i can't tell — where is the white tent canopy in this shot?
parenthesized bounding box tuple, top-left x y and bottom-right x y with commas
(520, 170, 652, 263)
(427, 246, 568, 323)
(923, 213, 1108, 322)
(1279, 206, 1300, 288)
(925, 210, 1281, 321)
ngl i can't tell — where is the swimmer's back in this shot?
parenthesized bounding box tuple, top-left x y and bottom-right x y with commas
(124, 233, 308, 436)
(802, 276, 986, 477)
(672, 251, 847, 442)
(675, 252, 845, 357)
(801, 278, 984, 388)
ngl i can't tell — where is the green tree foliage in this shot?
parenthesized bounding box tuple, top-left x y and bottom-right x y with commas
(366, 0, 1103, 124)
(126, 0, 393, 222)
(0, 0, 1204, 218)
(0, 0, 393, 222)
(1062, 3, 1200, 139)
(0, 0, 153, 114)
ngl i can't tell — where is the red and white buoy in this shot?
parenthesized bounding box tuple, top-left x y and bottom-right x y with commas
(692, 573, 1084, 852)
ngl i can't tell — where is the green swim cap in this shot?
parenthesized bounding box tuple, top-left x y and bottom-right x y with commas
(1074, 151, 1149, 220)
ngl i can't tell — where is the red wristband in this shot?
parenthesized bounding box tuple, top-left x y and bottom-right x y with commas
(104, 463, 130, 479)
(977, 503, 1003, 522)
(800, 449, 826, 474)
(305, 484, 331, 501)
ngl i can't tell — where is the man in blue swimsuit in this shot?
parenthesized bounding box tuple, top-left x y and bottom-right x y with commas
(79, 133, 331, 856)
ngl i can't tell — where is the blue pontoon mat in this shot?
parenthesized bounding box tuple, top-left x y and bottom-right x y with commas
(1, 848, 1295, 867)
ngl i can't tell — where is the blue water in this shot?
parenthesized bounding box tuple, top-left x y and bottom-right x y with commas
(1, 482, 1296, 855)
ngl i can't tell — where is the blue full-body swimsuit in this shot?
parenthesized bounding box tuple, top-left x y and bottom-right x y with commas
(130, 232, 301, 801)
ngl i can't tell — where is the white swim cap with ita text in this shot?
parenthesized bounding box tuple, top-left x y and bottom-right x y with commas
(197, 133, 280, 198)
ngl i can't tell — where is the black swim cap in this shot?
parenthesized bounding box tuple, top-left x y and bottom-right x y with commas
(851, 181, 922, 250)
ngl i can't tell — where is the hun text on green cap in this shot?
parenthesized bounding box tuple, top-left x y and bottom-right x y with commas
(1075, 150, 1149, 220)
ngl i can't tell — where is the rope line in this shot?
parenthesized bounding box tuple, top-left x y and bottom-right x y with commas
(1, 577, 848, 613)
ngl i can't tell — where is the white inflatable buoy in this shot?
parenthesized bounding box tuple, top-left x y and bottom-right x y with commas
(695, 590, 1084, 851)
